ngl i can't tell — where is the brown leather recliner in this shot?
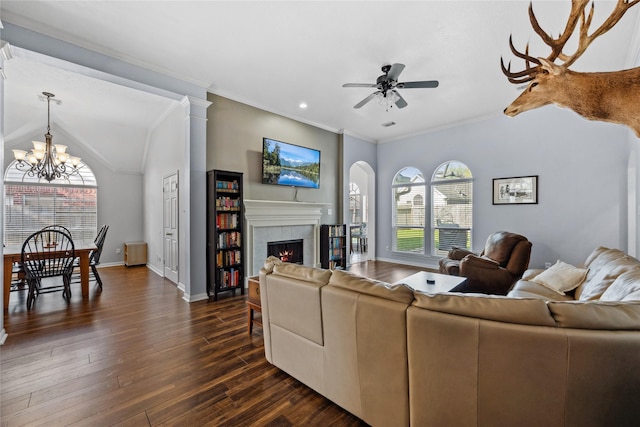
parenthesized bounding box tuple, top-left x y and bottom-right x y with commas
(439, 231, 532, 295)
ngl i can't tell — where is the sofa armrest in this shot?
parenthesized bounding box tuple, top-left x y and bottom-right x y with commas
(447, 247, 475, 261)
(460, 254, 500, 270)
(460, 255, 514, 292)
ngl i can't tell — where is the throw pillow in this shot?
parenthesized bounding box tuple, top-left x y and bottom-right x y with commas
(531, 260, 588, 295)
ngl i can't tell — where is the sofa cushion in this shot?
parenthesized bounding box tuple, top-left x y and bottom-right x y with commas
(267, 265, 330, 346)
(329, 270, 414, 304)
(600, 269, 640, 302)
(273, 262, 332, 284)
(412, 292, 556, 327)
(583, 246, 611, 268)
(262, 255, 283, 273)
(508, 280, 575, 301)
(547, 300, 640, 330)
(576, 256, 640, 301)
(530, 260, 588, 295)
(574, 248, 627, 299)
(521, 268, 544, 281)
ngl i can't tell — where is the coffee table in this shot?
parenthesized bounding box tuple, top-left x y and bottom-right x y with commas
(395, 271, 466, 293)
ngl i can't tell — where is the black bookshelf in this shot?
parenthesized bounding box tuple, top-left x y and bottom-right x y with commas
(206, 170, 245, 300)
(320, 224, 347, 270)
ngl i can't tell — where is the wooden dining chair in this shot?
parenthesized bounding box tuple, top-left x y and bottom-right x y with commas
(72, 224, 109, 290)
(21, 229, 76, 309)
(90, 225, 109, 290)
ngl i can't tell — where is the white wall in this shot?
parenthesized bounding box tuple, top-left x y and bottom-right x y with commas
(143, 101, 185, 279)
(377, 107, 630, 269)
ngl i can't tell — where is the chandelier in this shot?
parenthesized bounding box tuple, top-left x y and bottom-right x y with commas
(12, 92, 81, 182)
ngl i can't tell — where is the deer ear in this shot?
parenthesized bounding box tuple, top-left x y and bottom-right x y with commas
(538, 58, 563, 75)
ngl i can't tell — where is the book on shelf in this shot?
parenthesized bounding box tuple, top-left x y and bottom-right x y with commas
(216, 197, 240, 210)
(218, 267, 240, 289)
(218, 231, 241, 248)
(216, 249, 242, 267)
(327, 224, 345, 237)
(216, 213, 239, 229)
(216, 180, 239, 191)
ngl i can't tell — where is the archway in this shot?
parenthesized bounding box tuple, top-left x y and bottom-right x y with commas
(349, 161, 375, 264)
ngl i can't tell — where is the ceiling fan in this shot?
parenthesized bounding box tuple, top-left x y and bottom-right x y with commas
(343, 63, 439, 110)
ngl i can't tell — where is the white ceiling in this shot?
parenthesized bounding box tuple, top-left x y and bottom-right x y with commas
(2, 1, 639, 166)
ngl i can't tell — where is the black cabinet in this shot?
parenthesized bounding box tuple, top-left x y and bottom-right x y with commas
(207, 170, 244, 300)
(320, 224, 347, 270)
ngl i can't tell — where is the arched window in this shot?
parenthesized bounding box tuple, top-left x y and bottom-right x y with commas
(431, 161, 473, 256)
(392, 167, 425, 253)
(4, 160, 98, 244)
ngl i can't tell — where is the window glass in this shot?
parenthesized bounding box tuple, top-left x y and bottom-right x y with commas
(431, 161, 473, 256)
(4, 160, 98, 244)
(392, 167, 425, 253)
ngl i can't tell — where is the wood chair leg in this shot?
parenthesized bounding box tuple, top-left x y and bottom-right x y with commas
(247, 306, 254, 334)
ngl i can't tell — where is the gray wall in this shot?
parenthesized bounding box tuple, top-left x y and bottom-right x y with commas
(207, 94, 340, 223)
(377, 107, 630, 269)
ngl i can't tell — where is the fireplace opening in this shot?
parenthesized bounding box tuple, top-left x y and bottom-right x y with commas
(267, 239, 303, 264)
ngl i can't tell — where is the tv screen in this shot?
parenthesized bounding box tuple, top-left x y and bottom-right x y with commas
(262, 138, 321, 189)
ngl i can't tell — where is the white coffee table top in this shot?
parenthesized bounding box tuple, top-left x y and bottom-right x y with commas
(395, 271, 466, 294)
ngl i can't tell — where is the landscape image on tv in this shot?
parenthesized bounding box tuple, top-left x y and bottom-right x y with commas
(262, 138, 320, 189)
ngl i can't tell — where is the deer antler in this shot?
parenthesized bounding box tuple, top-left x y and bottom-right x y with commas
(502, 0, 640, 83)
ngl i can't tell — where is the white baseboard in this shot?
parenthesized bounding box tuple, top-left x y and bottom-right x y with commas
(375, 256, 440, 270)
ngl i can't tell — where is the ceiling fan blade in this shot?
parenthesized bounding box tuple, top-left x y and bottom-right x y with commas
(354, 91, 380, 109)
(386, 63, 405, 81)
(343, 83, 378, 88)
(397, 80, 439, 89)
(392, 90, 408, 109)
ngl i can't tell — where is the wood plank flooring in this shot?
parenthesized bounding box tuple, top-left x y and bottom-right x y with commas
(1, 261, 425, 426)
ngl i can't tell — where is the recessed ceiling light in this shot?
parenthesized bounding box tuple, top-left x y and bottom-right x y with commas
(299, 102, 308, 109)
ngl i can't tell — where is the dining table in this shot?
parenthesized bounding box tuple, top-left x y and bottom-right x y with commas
(3, 240, 97, 310)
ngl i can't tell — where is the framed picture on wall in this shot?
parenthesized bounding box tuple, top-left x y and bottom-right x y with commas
(493, 175, 538, 205)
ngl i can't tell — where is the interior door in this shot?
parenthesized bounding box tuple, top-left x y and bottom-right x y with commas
(163, 172, 179, 284)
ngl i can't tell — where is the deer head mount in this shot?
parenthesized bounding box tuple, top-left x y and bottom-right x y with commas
(502, 0, 640, 137)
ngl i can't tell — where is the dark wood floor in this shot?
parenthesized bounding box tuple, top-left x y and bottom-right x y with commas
(1, 261, 424, 426)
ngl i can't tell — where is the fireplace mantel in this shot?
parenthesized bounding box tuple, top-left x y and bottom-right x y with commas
(244, 199, 328, 224)
(244, 199, 330, 276)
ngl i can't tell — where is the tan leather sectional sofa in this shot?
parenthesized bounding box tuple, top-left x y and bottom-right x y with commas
(259, 247, 640, 427)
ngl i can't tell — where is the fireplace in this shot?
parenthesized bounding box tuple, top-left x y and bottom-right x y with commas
(267, 239, 303, 264)
(244, 199, 329, 276)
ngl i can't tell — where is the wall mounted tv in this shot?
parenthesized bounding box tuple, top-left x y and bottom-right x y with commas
(262, 138, 321, 189)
